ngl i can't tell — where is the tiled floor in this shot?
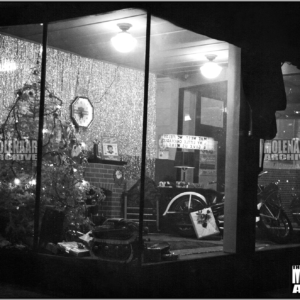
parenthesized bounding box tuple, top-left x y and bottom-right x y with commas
(144, 230, 300, 260)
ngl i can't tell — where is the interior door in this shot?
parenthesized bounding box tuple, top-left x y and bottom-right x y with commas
(195, 81, 227, 191)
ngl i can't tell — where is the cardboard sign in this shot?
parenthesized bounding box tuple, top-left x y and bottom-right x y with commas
(159, 134, 214, 151)
(190, 208, 219, 239)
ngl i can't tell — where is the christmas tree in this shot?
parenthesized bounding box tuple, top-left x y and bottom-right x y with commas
(0, 58, 105, 245)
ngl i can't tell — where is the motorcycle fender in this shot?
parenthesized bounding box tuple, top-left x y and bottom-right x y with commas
(162, 192, 207, 216)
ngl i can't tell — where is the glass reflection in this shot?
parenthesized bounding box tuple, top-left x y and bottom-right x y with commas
(0, 24, 43, 246)
(256, 70, 300, 247)
(146, 16, 230, 262)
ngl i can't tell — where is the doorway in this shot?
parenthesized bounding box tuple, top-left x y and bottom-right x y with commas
(178, 81, 227, 191)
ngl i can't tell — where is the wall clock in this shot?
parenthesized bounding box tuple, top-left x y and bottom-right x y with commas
(70, 96, 94, 128)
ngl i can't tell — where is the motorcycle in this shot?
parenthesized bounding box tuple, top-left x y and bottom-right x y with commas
(162, 171, 293, 244)
(256, 172, 293, 244)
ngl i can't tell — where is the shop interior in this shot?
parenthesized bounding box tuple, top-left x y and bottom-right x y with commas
(0, 8, 299, 264)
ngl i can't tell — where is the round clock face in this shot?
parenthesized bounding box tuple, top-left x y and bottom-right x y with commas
(71, 97, 94, 128)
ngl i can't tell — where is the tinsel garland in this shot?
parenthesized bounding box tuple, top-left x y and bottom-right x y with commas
(0, 34, 157, 179)
(120, 155, 156, 180)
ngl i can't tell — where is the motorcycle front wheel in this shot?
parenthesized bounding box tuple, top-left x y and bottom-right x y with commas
(171, 193, 207, 237)
(258, 204, 293, 244)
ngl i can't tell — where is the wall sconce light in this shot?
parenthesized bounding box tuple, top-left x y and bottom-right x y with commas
(0, 59, 17, 72)
(111, 23, 137, 53)
(200, 54, 222, 79)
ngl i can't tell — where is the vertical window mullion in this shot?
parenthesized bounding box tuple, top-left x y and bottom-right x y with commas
(33, 22, 48, 251)
(138, 11, 151, 266)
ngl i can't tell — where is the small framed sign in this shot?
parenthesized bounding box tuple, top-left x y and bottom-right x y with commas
(102, 137, 119, 160)
(190, 208, 219, 239)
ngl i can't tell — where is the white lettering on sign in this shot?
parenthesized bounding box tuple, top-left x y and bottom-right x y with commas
(159, 134, 214, 151)
(0, 139, 37, 160)
(264, 140, 300, 161)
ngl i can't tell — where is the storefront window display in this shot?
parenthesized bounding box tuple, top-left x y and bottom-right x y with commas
(0, 24, 43, 247)
(256, 64, 300, 245)
(0, 8, 292, 265)
(42, 10, 151, 261)
(145, 19, 234, 261)
(0, 9, 151, 261)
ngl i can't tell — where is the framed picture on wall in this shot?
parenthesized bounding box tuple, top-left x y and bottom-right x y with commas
(102, 137, 119, 160)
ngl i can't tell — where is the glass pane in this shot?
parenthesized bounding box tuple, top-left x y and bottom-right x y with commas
(257, 64, 300, 246)
(42, 9, 147, 261)
(0, 24, 43, 247)
(144, 15, 232, 263)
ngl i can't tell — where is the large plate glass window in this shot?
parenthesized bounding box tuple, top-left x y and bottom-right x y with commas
(144, 16, 231, 263)
(257, 64, 300, 246)
(43, 9, 149, 261)
(0, 23, 43, 248)
(0, 9, 148, 262)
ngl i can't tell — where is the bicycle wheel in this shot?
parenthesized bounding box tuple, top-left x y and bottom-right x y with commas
(171, 192, 207, 237)
(258, 204, 293, 244)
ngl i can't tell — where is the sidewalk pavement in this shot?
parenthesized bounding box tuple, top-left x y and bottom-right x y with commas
(0, 281, 60, 298)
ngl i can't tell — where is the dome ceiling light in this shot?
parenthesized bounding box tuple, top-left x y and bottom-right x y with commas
(200, 54, 222, 79)
(111, 23, 137, 53)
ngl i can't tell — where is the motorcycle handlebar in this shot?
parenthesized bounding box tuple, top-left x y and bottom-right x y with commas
(258, 171, 268, 178)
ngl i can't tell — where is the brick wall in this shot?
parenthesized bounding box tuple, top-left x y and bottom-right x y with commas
(84, 163, 126, 218)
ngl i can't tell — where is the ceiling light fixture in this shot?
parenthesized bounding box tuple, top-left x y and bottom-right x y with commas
(200, 54, 222, 79)
(184, 114, 192, 121)
(111, 23, 137, 53)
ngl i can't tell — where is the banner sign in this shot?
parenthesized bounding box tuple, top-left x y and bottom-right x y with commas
(159, 134, 214, 152)
(264, 139, 300, 161)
